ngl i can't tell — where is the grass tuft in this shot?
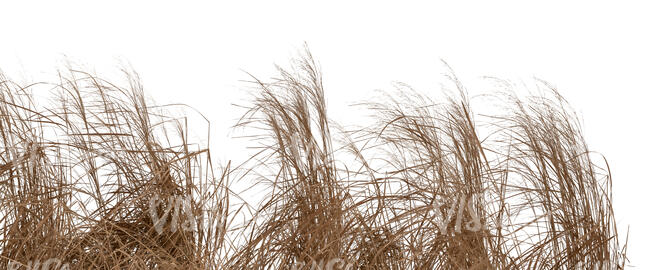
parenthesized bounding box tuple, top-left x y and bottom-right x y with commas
(0, 49, 627, 269)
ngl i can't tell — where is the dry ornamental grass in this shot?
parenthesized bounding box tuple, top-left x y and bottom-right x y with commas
(0, 48, 627, 269)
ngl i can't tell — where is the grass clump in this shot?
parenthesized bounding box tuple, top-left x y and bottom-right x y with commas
(0, 70, 227, 269)
(0, 49, 627, 269)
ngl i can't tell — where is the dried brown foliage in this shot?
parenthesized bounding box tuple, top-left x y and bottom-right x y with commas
(0, 70, 227, 269)
(0, 49, 627, 269)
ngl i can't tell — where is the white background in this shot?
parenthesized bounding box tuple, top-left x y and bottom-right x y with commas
(1, 1, 648, 267)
